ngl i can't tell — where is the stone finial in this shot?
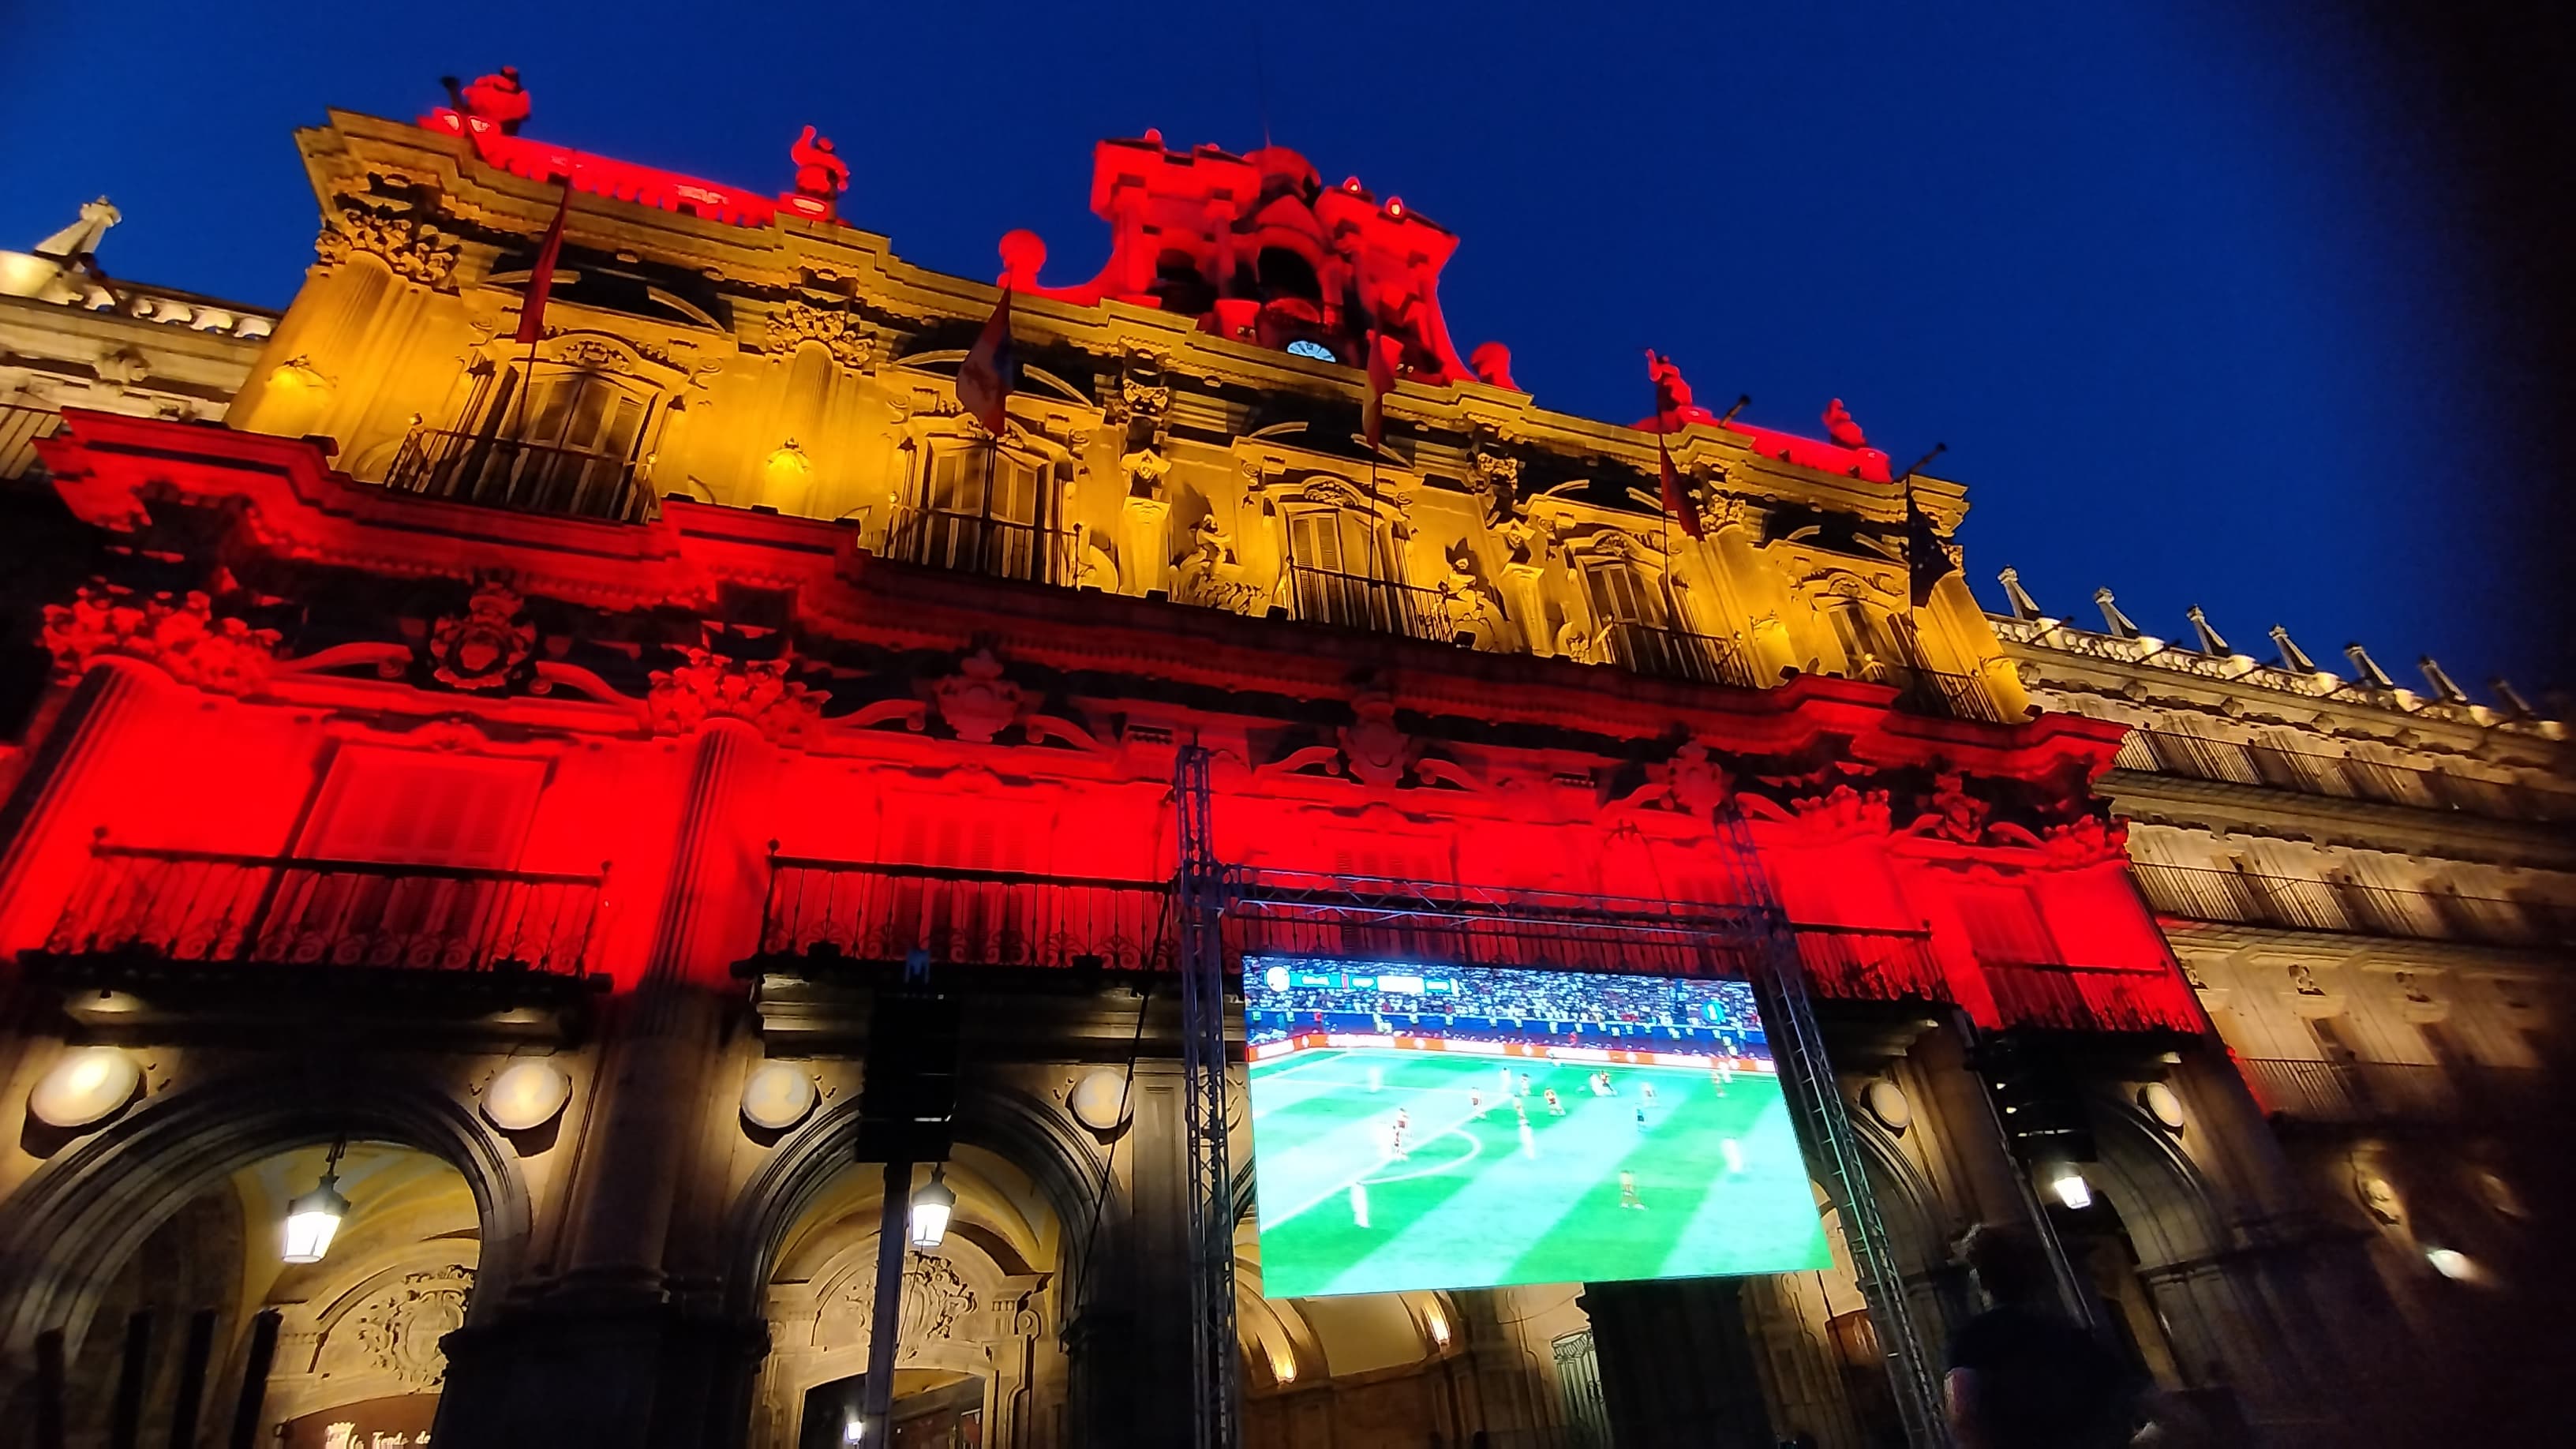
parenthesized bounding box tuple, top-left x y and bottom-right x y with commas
(2344, 642, 2397, 690)
(2186, 605, 2230, 655)
(2491, 676, 2537, 719)
(2269, 625, 2320, 674)
(33, 197, 119, 260)
(1997, 567, 2043, 621)
(2092, 587, 2140, 640)
(2417, 656, 2469, 703)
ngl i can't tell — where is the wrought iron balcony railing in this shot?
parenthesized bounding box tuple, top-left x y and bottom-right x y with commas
(881, 504, 1075, 586)
(2236, 1056, 2547, 1127)
(1601, 621, 1761, 688)
(1977, 959, 2204, 1035)
(2132, 863, 2576, 949)
(754, 852, 1175, 972)
(43, 841, 606, 974)
(1285, 564, 1453, 643)
(1792, 925, 1949, 1003)
(386, 426, 650, 522)
(2111, 728, 2563, 823)
(1875, 665, 2011, 724)
(2, 401, 62, 481)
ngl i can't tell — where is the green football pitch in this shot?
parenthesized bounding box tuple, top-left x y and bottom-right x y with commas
(1246, 1047, 1830, 1299)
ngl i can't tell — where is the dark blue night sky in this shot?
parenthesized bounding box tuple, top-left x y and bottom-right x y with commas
(2, 1, 2554, 695)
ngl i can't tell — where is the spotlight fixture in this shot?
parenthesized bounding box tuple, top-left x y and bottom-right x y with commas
(282, 1139, 351, 1264)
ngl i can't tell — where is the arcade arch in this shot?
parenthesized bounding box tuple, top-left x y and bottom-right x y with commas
(0, 1081, 504, 1448)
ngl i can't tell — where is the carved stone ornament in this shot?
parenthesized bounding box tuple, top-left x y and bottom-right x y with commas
(41, 586, 279, 695)
(2038, 814, 2129, 867)
(337, 1264, 476, 1388)
(1665, 739, 1735, 815)
(1467, 438, 1522, 509)
(843, 1254, 978, 1356)
(766, 304, 878, 370)
(427, 578, 537, 691)
(315, 206, 459, 285)
(931, 649, 1028, 745)
(646, 649, 826, 743)
(1120, 445, 1172, 500)
(1176, 516, 1265, 616)
(1908, 772, 1993, 844)
(1338, 692, 1415, 787)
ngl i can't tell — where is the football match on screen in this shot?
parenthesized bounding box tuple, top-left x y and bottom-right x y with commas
(1242, 958, 1832, 1300)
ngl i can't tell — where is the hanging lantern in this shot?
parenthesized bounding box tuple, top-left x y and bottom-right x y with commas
(282, 1140, 351, 1264)
(908, 1164, 957, 1250)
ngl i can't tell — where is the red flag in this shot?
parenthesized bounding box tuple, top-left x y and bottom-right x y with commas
(1660, 432, 1703, 539)
(1363, 331, 1395, 451)
(514, 181, 572, 346)
(957, 289, 1016, 434)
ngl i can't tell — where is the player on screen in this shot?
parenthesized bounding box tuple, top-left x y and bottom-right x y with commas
(1543, 1088, 1564, 1117)
(1634, 1103, 1648, 1131)
(1722, 1138, 1743, 1173)
(1619, 1170, 1645, 1210)
(1469, 1087, 1485, 1116)
(1641, 1080, 1657, 1106)
(1517, 1072, 1532, 1099)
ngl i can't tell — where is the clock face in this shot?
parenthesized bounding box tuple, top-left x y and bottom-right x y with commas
(1285, 339, 1336, 361)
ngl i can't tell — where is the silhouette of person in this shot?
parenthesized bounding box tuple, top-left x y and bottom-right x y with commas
(1944, 1223, 2136, 1449)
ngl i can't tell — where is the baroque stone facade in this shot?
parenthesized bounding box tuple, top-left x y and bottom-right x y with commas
(0, 75, 2563, 1449)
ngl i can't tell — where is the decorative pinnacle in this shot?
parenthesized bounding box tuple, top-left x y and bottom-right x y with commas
(2185, 605, 2230, 656)
(2490, 676, 2536, 719)
(2269, 625, 2319, 674)
(2343, 643, 2397, 690)
(1997, 566, 2043, 621)
(2417, 656, 2469, 703)
(2092, 587, 2140, 640)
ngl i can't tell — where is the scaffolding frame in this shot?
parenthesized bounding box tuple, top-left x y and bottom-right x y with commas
(1177, 761, 1950, 1447)
(1173, 745, 1241, 1449)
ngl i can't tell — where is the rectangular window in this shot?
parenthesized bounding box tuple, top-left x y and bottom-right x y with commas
(1954, 884, 2061, 966)
(298, 746, 545, 869)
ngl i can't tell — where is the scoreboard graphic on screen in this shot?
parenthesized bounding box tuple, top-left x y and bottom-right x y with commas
(1241, 958, 1831, 1299)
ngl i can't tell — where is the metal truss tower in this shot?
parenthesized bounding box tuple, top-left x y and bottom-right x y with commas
(1719, 809, 1952, 1448)
(1172, 744, 1241, 1449)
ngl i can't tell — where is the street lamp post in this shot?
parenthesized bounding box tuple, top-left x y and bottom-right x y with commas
(856, 1161, 957, 1442)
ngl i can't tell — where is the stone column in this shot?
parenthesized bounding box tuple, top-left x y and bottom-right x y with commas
(0, 664, 150, 956)
(564, 720, 763, 1286)
(436, 722, 773, 1449)
(1581, 1277, 1775, 1447)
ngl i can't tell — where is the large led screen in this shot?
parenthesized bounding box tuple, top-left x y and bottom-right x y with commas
(1242, 957, 1830, 1299)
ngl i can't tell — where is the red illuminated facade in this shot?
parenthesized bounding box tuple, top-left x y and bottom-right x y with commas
(0, 79, 2458, 1449)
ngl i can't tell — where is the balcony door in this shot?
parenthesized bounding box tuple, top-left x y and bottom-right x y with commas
(903, 441, 1046, 579)
(1285, 504, 1398, 631)
(418, 365, 654, 518)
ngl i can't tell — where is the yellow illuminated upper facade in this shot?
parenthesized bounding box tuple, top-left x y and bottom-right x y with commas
(227, 107, 2024, 719)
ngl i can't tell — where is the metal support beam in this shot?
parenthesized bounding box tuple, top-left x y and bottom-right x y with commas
(1173, 744, 1240, 1449)
(1722, 810, 1952, 1447)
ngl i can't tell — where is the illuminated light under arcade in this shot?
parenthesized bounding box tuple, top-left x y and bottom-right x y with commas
(2050, 1169, 2094, 1211)
(909, 1163, 957, 1250)
(282, 1140, 352, 1264)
